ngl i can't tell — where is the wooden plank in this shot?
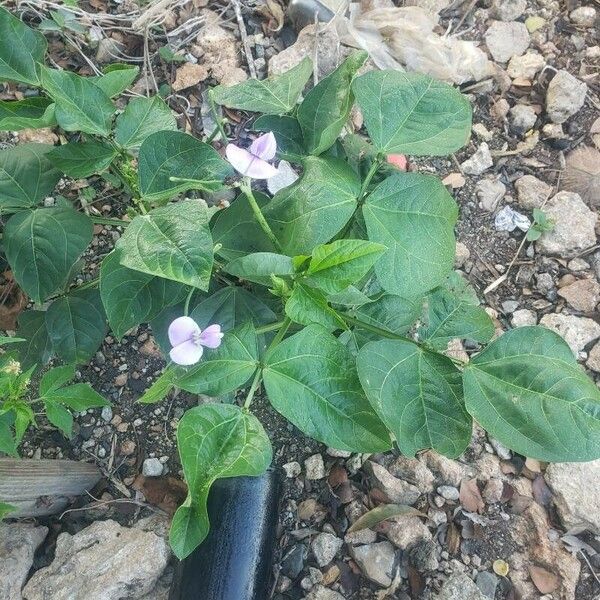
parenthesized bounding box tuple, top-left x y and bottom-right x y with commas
(0, 459, 102, 517)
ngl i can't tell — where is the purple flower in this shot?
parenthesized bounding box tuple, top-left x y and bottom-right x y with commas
(225, 132, 279, 179)
(168, 317, 224, 366)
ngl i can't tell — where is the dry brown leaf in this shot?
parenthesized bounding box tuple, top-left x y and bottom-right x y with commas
(447, 521, 461, 555)
(0, 276, 28, 330)
(460, 478, 485, 513)
(132, 475, 187, 515)
(529, 565, 560, 593)
(347, 503, 425, 532)
(531, 474, 553, 506)
(255, 0, 285, 31)
(172, 62, 209, 92)
(563, 146, 600, 207)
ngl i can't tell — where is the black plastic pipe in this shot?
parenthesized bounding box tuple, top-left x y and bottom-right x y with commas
(170, 470, 280, 600)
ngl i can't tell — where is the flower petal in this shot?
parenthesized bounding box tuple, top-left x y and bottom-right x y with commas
(198, 324, 224, 349)
(244, 156, 279, 180)
(170, 340, 203, 366)
(250, 132, 277, 161)
(225, 144, 256, 177)
(168, 316, 200, 347)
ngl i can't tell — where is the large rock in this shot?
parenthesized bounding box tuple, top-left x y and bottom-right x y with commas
(435, 573, 486, 599)
(507, 52, 545, 79)
(546, 70, 588, 124)
(349, 541, 396, 587)
(311, 532, 343, 567)
(539, 313, 600, 355)
(385, 515, 431, 549)
(0, 523, 48, 600)
(364, 461, 421, 505)
(514, 175, 552, 209)
(536, 192, 597, 258)
(484, 21, 530, 63)
(545, 460, 600, 533)
(491, 0, 526, 20)
(304, 585, 345, 600)
(22, 520, 170, 600)
(557, 278, 600, 312)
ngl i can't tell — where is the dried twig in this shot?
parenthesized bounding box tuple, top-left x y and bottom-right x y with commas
(231, 0, 257, 79)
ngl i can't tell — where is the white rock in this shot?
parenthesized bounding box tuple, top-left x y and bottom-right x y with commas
(507, 52, 545, 79)
(0, 523, 48, 600)
(536, 191, 597, 258)
(546, 70, 588, 124)
(461, 143, 493, 175)
(587, 342, 600, 372)
(476, 177, 506, 211)
(485, 21, 530, 63)
(511, 309, 537, 327)
(304, 585, 345, 600)
(510, 104, 537, 132)
(491, 0, 526, 20)
(545, 460, 600, 533)
(437, 485, 460, 500)
(142, 457, 164, 477)
(472, 123, 493, 141)
(570, 6, 597, 27)
(283, 461, 302, 478)
(22, 520, 170, 600)
(540, 313, 600, 355)
(514, 175, 553, 209)
(490, 438, 512, 460)
(349, 542, 396, 587)
(311, 533, 343, 567)
(305, 454, 326, 480)
(455, 241, 471, 268)
(436, 573, 487, 599)
(385, 516, 432, 549)
(364, 461, 421, 505)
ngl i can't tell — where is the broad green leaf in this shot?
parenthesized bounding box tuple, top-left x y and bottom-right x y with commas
(138, 131, 233, 203)
(348, 504, 426, 533)
(298, 51, 367, 155)
(138, 369, 175, 404)
(0, 98, 56, 131)
(15, 311, 53, 370)
(211, 57, 312, 115)
(43, 382, 108, 411)
(307, 239, 386, 294)
(49, 141, 116, 178)
(0, 412, 17, 456)
(45, 289, 107, 364)
(90, 65, 139, 97)
(363, 173, 457, 298)
(100, 249, 185, 339)
(253, 115, 305, 159)
(13, 402, 35, 444)
(224, 252, 294, 286)
(40, 364, 76, 395)
(358, 339, 471, 458)
(353, 294, 420, 336)
(263, 324, 392, 452)
(352, 70, 472, 156)
(41, 67, 115, 136)
(0, 7, 47, 85)
(0, 502, 15, 520)
(211, 193, 275, 261)
(190, 287, 276, 331)
(420, 288, 494, 349)
(114, 96, 177, 150)
(264, 156, 360, 255)
(4, 207, 93, 303)
(44, 400, 73, 436)
(115, 199, 214, 290)
(170, 403, 272, 559)
(0, 143, 61, 211)
(463, 326, 600, 462)
(328, 286, 372, 307)
(285, 283, 346, 330)
(174, 323, 259, 396)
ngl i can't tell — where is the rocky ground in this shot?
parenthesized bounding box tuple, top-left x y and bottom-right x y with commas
(1, 0, 600, 598)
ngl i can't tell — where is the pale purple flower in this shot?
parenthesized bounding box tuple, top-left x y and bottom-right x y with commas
(225, 131, 279, 179)
(168, 317, 224, 366)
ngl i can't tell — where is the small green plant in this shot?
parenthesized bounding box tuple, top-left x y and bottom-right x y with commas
(0, 6, 599, 560)
(526, 208, 554, 241)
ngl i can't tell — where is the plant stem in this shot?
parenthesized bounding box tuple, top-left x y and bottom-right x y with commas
(359, 155, 384, 201)
(266, 317, 291, 351)
(183, 288, 195, 316)
(255, 320, 286, 334)
(241, 179, 283, 253)
(208, 91, 228, 144)
(91, 216, 129, 227)
(342, 314, 412, 342)
(243, 368, 262, 409)
(76, 278, 99, 291)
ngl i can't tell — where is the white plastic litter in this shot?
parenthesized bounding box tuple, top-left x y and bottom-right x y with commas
(494, 205, 531, 232)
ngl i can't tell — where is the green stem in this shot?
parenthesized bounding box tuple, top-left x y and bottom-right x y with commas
(359, 155, 384, 201)
(91, 216, 129, 227)
(208, 91, 228, 144)
(183, 288, 195, 316)
(255, 320, 286, 334)
(243, 368, 262, 409)
(76, 278, 99, 291)
(241, 179, 284, 253)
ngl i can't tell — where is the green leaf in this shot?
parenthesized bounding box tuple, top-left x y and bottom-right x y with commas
(138, 131, 233, 203)
(420, 288, 494, 349)
(138, 369, 175, 404)
(4, 207, 93, 303)
(43, 382, 108, 411)
(298, 51, 367, 155)
(352, 70, 472, 156)
(0, 502, 15, 520)
(348, 504, 426, 533)
(90, 65, 139, 97)
(357, 339, 471, 458)
(0, 6, 47, 85)
(190, 287, 276, 331)
(41, 67, 115, 136)
(115, 199, 214, 290)
(306, 239, 386, 294)
(353, 294, 420, 336)
(15, 310, 53, 370)
(100, 249, 185, 339)
(174, 323, 259, 396)
(0, 143, 61, 211)
(114, 96, 177, 150)
(211, 57, 313, 115)
(0, 98, 56, 131)
(363, 172, 457, 298)
(463, 326, 600, 462)
(170, 403, 272, 559)
(0, 412, 17, 456)
(253, 115, 305, 160)
(40, 364, 75, 395)
(224, 252, 294, 286)
(264, 156, 360, 255)
(285, 283, 346, 330)
(49, 141, 116, 178)
(0, 336, 25, 345)
(44, 400, 73, 436)
(211, 193, 275, 261)
(263, 324, 392, 452)
(45, 289, 107, 364)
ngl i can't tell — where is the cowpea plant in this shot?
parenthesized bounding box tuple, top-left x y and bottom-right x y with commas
(0, 7, 599, 558)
